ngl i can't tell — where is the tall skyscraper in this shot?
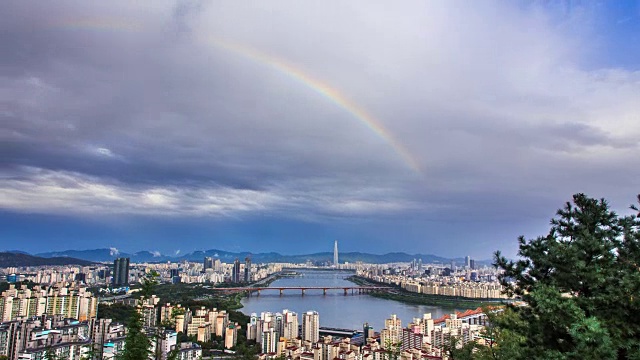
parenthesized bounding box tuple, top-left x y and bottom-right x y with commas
(465, 256, 471, 268)
(203, 257, 213, 271)
(232, 259, 241, 283)
(302, 311, 319, 343)
(333, 240, 339, 267)
(113, 257, 130, 287)
(469, 259, 476, 270)
(244, 257, 251, 283)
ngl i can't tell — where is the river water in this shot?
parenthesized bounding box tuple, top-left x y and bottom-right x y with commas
(240, 270, 457, 332)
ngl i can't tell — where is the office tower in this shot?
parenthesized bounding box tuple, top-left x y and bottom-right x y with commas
(302, 311, 319, 343)
(203, 257, 213, 271)
(244, 257, 252, 283)
(469, 259, 476, 270)
(450, 260, 456, 272)
(465, 256, 471, 268)
(333, 240, 339, 267)
(113, 257, 130, 287)
(232, 259, 241, 283)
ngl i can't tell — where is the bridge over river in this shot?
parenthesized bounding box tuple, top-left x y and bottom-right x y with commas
(212, 286, 391, 296)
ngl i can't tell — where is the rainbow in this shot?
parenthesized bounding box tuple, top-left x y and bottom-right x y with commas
(203, 37, 422, 174)
(51, 18, 422, 173)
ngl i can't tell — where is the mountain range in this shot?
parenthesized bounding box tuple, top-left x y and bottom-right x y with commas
(29, 248, 476, 265)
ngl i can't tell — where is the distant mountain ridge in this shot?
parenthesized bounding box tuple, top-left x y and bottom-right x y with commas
(32, 248, 472, 265)
(0, 252, 94, 267)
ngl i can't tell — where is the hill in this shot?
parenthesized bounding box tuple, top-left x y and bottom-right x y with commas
(0, 252, 94, 267)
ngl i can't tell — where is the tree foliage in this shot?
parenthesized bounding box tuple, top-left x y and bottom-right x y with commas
(98, 303, 135, 325)
(492, 193, 640, 360)
(139, 270, 160, 301)
(118, 310, 152, 360)
(118, 270, 159, 360)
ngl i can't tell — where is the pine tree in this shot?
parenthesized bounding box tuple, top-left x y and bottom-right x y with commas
(119, 310, 152, 360)
(493, 193, 640, 360)
(119, 270, 160, 360)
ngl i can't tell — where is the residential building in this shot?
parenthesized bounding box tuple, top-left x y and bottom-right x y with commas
(302, 311, 319, 344)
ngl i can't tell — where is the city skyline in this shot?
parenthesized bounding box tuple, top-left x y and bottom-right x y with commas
(2, 2, 640, 259)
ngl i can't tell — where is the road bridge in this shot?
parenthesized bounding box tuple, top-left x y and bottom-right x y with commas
(211, 286, 391, 296)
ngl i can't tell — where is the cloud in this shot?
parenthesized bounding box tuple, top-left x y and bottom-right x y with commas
(2, 1, 640, 257)
(151, 250, 161, 257)
(109, 247, 119, 256)
(0, 167, 415, 218)
(95, 147, 115, 157)
(175, 250, 181, 255)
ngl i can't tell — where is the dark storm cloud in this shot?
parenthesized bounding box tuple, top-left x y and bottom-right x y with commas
(2, 1, 640, 257)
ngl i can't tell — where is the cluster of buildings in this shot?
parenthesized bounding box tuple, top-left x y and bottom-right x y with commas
(246, 310, 320, 354)
(247, 308, 489, 360)
(0, 284, 97, 322)
(0, 313, 203, 360)
(356, 257, 510, 300)
(0, 256, 280, 289)
(159, 303, 240, 349)
(379, 310, 486, 358)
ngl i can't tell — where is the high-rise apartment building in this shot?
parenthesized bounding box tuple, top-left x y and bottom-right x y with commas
(464, 256, 471, 269)
(113, 257, 130, 287)
(260, 328, 277, 354)
(282, 309, 299, 340)
(381, 314, 402, 348)
(225, 323, 238, 349)
(302, 311, 319, 343)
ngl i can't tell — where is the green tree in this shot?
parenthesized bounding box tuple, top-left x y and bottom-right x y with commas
(471, 307, 527, 360)
(119, 270, 159, 360)
(118, 310, 152, 360)
(139, 270, 160, 300)
(382, 339, 402, 360)
(493, 193, 640, 360)
(44, 346, 59, 360)
(446, 334, 478, 360)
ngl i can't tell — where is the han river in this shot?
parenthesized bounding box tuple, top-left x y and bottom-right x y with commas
(240, 270, 457, 332)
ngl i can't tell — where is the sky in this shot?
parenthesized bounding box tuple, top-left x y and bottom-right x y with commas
(1, 1, 640, 259)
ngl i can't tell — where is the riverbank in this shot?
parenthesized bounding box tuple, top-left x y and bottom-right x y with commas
(347, 276, 501, 309)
